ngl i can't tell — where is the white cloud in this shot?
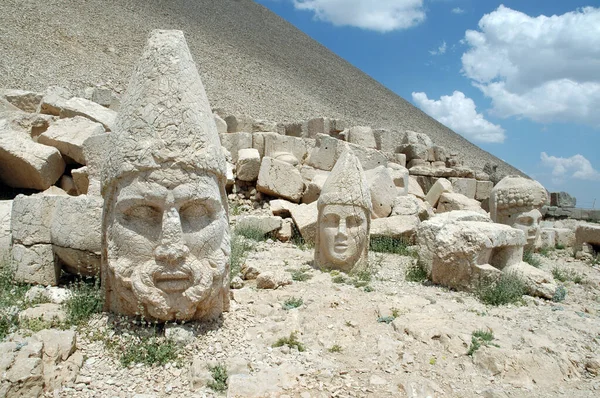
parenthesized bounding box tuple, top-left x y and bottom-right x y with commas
(412, 91, 506, 143)
(540, 152, 600, 184)
(292, 0, 426, 32)
(429, 41, 447, 55)
(461, 6, 600, 126)
(452, 7, 465, 14)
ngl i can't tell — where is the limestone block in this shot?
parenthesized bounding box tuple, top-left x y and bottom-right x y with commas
(38, 116, 105, 165)
(550, 192, 576, 208)
(1, 89, 43, 113)
(256, 271, 292, 289)
(290, 201, 318, 244)
(503, 262, 557, 300)
(71, 167, 89, 195)
(0, 119, 65, 190)
(257, 157, 304, 202)
(281, 121, 306, 137)
(51, 195, 102, 253)
(437, 192, 485, 214)
(276, 219, 294, 242)
(11, 194, 56, 246)
(0, 201, 11, 252)
(214, 114, 228, 134)
(59, 175, 77, 195)
(347, 126, 376, 149)
(373, 129, 405, 152)
(387, 165, 409, 195)
(408, 176, 425, 199)
(224, 114, 254, 133)
(407, 159, 428, 169)
(475, 180, 494, 201)
(307, 117, 333, 138)
(235, 215, 282, 237)
(81, 134, 109, 195)
(12, 243, 59, 286)
(59, 97, 117, 131)
(539, 229, 556, 249)
(449, 178, 477, 199)
(263, 132, 310, 165)
(38, 86, 73, 115)
(302, 172, 329, 204)
(370, 215, 420, 241)
(575, 223, 600, 252)
(432, 161, 446, 168)
(306, 134, 344, 171)
(432, 145, 447, 162)
(90, 87, 113, 107)
(403, 130, 433, 147)
(425, 178, 453, 207)
(348, 142, 388, 171)
(236, 148, 261, 181)
(399, 143, 429, 161)
(270, 199, 298, 218)
(219, 132, 252, 163)
(252, 132, 267, 158)
(392, 195, 433, 221)
(252, 119, 278, 132)
(365, 166, 396, 218)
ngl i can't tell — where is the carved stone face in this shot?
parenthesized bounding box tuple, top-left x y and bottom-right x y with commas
(497, 208, 542, 248)
(104, 168, 229, 321)
(319, 204, 368, 268)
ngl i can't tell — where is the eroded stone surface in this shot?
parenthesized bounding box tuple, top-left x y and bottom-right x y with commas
(100, 30, 230, 322)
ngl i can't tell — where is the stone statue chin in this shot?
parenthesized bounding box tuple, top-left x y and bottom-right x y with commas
(104, 168, 229, 321)
(319, 204, 369, 269)
(315, 150, 372, 273)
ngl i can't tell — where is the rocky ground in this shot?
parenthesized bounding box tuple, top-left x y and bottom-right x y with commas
(1, 210, 591, 397)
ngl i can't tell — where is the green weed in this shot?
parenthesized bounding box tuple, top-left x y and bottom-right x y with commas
(467, 329, 499, 356)
(289, 269, 313, 282)
(282, 297, 303, 310)
(207, 364, 228, 392)
(230, 233, 256, 279)
(552, 267, 585, 284)
(370, 236, 413, 256)
(328, 344, 343, 353)
(552, 285, 567, 302)
(120, 333, 180, 367)
(523, 250, 541, 268)
(476, 273, 526, 306)
(405, 261, 428, 283)
(273, 331, 305, 352)
(64, 277, 104, 326)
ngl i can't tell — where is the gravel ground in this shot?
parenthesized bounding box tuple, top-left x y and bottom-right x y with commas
(0, 0, 522, 177)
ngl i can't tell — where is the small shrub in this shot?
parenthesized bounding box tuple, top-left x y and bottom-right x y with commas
(363, 285, 374, 292)
(289, 269, 313, 282)
(350, 269, 371, 288)
(555, 243, 566, 250)
(538, 247, 553, 257)
(282, 297, 303, 310)
(370, 236, 412, 256)
(0, 255, 30, 339)
(207, 364, 228, 392)
(234, 226, 267, 242)
(405, 261, 427, 283)
(552, 285, 567, 302)
(429, 357, 436, 365)
(377, 316, 395, 324)
(290, 224, 313, 251)
(523, 250, 541, 268)
(120, 335, 180, 367)
(328, 344, 343, 353)
(552, 267, 585, 284)
(273, 331, 305, 352)
(467, 329, 498, 356)
(332, 275, 347, 284)
(476, 273, 526, 306)
(230, 234, 255, 279)
(65, 277, 104, 326)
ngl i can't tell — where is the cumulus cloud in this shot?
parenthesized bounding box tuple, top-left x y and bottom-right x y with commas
(540, 152, 600, 184)
(412, 91, 506, 143)
(461, 6, 600, 126)
(292, 0, 426, 32)
(429, 41, 447, 55)
(452, 7, 465, 14)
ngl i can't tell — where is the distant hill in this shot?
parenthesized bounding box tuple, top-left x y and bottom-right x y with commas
(0, 0, 522, 176)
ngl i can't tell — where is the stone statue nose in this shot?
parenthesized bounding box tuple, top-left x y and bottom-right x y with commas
(337, 219, 348, 236)
(154, 207, 190, 264)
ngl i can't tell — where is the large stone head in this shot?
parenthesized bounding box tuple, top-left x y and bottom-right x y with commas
(315, 151, 372, 273)
(101, 30, 229, 322)
(490, 176, 548, 248)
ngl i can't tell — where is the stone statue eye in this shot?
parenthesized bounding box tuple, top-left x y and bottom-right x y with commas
(124, 204, 162, 224)
(346, 216, 362, 228)
(322, 214, 339, 227)
(179, 201, 214, 232)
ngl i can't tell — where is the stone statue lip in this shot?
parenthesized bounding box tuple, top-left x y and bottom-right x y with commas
(334, 241, 349, 251)
(153, 270, 192, 293)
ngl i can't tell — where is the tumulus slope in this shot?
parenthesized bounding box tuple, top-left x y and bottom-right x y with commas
(0, 0, 521, 176)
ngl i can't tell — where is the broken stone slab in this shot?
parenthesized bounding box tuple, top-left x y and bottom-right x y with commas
(399, 143, 431, 161)
(59, 97, 117, 131)
(347, 126, 376, 149)
(437, 192, 485, 214)
(276, 219, 293, 242)
(220, 132, 252, 163)
(25, 286, 72, 304)
(257, 157, 304, 203)
(306, 134, 386, 172)
(263, 132, 311, 166)
(213, 114, 228, 134)
(235, 215, 283, 237)
(392, 195, 434, 221)
(0, 118, 65, 190)
(449, 177, 477, 199)
(538, 228, 556, 249)
(503, 262, 557, 300)
(38, 86, 73, 116)
(12, 243, 59, 286)
(373, 129, 406, 152)
(387, 163, 409, 196)
(365, 166, 396, 218)
(11, 194, 56, 246)
(550, 192, 576, 208)
(0, 338, 44, 397)
(403, 130, 433, 147)
(58, 175, 77, 195)
(306, 117, 334, 138)
(71, 167, 89, 195)
(371, 215, 420, 242)
(575, 223, 600, 253)
(408, 176, 425, 199)
(270, 199, 298, 218)
(90, 87, 113, 108)
(290, 201, 318, 244)
(81, 133, 109, 196)
(544, 228, 575, 247)
(256, 271, 292, 289)
(236, 148, 261, 181)
(425, 178, 453, 207)
(224, 114, 254, 133)
(1, 89, 43, 113)
(302, 172, 329, 204)
(38, 116, 105, 165)
(0, 200, 12, 253)
(476, 180, 494, 201)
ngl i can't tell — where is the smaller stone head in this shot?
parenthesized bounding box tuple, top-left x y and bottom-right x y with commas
(490, 176, 548, 248)
(315, 151, 372, 273)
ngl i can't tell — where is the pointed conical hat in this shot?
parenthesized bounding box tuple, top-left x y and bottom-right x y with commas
(318, 150, 372, 211)
(101, 30, 225, 193)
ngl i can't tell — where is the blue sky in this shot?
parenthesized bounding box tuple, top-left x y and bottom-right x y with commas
(255, 0, 600, 208)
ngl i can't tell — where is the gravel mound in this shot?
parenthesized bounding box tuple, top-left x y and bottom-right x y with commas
(0, 0, 522, 176)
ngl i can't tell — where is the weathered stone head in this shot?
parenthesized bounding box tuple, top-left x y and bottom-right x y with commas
(490, 176, 548, 248)
(100, 30, 229, 322)
(315, 151, 372, 273)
